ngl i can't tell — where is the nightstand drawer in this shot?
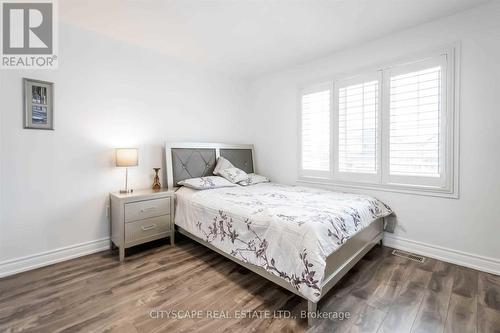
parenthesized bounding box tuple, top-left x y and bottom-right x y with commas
(125, 215, 170, 243)
(125, 197, 170, 222)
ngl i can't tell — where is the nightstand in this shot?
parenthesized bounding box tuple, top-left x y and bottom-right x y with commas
(110, 189, 175, 262)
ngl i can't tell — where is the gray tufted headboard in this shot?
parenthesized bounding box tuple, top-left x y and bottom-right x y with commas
(165, 142, 255, 188)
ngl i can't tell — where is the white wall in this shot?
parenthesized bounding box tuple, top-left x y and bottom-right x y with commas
(249, 2, 500, 273)
(0, 23, 252, 274)
(1, 2, 499, 278)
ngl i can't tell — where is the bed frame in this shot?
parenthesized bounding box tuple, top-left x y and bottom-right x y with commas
(165, 142, 384, 325)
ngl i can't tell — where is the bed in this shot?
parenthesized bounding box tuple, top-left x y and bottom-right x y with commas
(165, 142, 392, 324)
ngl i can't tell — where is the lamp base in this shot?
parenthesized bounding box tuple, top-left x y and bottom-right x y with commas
(120, 168, 133, 194)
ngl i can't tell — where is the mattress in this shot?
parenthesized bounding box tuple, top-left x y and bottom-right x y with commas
(175, 182, 392, 302)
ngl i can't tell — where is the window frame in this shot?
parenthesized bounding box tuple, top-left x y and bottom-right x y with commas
(382, 55, 448, 188)
(298, 81, 334, 179)
(333, 71, 383, 184)
(297, 44, 460, 198)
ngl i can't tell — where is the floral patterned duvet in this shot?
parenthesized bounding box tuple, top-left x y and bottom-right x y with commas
(174, 183, 392, 302)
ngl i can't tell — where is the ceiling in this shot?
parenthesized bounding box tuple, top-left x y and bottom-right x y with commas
(60, 0, 489, 77)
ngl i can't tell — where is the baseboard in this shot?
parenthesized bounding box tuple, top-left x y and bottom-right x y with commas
(383, 233, 500, 276)
(0, 238, 110, 278)
(2, 234, 498, 279)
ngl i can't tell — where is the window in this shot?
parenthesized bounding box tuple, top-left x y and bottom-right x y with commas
(299, 46, 458, 197)
(385, 58, 446, 188)
(334, 75, 380, 182)
(299, 83, 332, 177)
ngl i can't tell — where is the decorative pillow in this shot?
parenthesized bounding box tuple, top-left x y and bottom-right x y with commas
(238, 173, 270, 186)
(218, 167, 248, 183)
(178, 176, 237, 190)
(213, 156, 234, 176)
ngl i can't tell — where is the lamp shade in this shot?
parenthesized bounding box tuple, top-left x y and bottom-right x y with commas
(115, 148, 138, 167)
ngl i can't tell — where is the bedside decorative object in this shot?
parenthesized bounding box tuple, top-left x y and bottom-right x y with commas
(23, 78, 54, 130)
(110, 189, 175, 262)
(115, 148, 138, 194)
(152, 168, 161, 190)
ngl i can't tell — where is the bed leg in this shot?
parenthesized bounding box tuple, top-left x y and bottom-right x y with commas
(308, 301, 317, 327)
(379, 238, 383, 247)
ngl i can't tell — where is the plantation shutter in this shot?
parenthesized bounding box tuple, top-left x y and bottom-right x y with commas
(389, 63, 444, 178)
(337, 79, 379, 175)
(300, 84, 331, 173)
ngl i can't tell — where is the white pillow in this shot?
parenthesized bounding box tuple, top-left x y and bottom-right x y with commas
(238, 173, 270, 186)
(219, 167, 248, 183)
(178, 176, 237, 190)
(213, 156, 234, 176)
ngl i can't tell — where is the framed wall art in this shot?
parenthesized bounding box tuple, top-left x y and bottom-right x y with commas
(23, 78, 54, 130)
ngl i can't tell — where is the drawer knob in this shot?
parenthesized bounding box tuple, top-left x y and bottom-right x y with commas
(141, 207, 157, 213)
(141, 224, 157, 231)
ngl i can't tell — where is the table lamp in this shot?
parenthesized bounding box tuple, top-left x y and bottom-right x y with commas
(115, 148, 138, 193)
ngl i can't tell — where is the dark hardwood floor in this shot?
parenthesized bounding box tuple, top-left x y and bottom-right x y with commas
(1, 236, 499, 333)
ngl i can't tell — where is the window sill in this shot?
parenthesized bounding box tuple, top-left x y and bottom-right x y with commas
(297, 177, 459, 199)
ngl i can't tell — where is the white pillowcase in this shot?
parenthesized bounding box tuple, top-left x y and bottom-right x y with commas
(178, 176, 237, 190)
(238, 173, 270, 186)
(218, 167, 248, 183)
(213, 156, 234, 176)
